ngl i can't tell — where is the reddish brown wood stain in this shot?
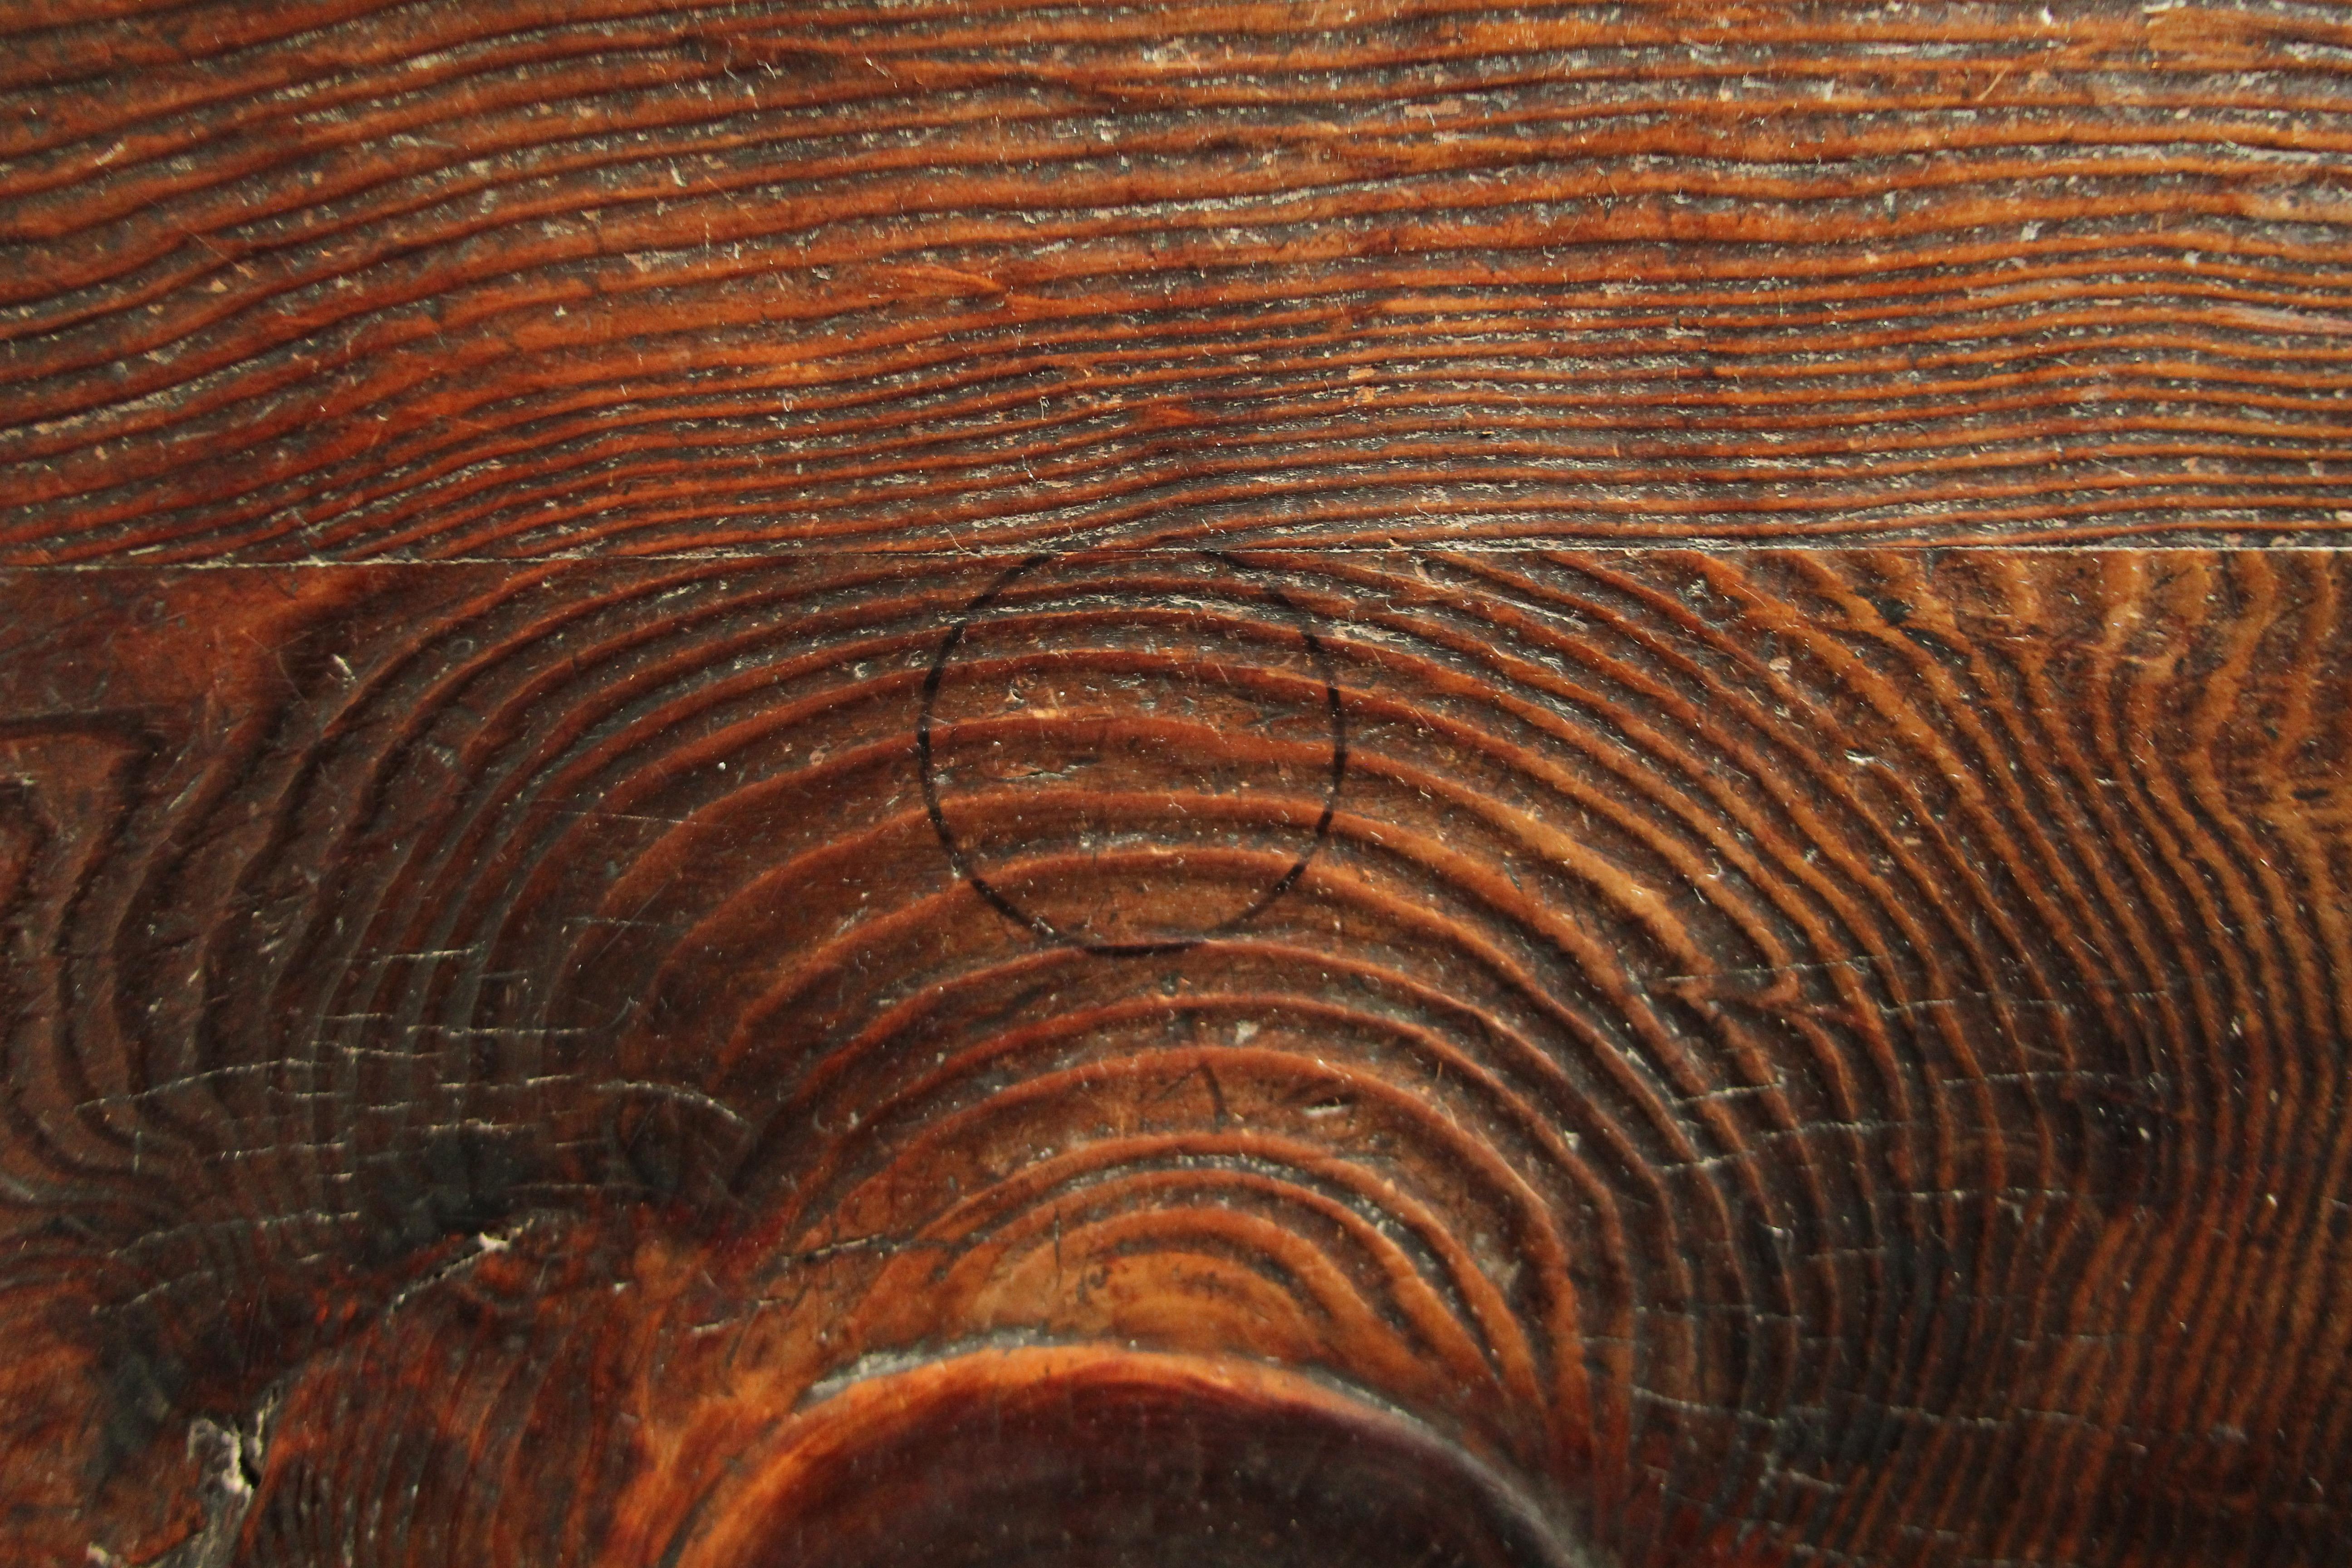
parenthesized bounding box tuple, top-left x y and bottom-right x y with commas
(6, 1, 2352, 556)
(2, 5, 2349, 1568)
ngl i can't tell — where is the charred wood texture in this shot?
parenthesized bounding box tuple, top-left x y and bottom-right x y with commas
(1, 6, 2349, 1568)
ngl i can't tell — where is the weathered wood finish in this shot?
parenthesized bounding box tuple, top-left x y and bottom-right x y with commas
(1, 552, 2347, 1565)
(3, 2, 2351, 557)
(4, 4, 2351, 1568)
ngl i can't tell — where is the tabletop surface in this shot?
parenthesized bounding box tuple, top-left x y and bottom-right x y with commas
(1, 6, 2347, 1568)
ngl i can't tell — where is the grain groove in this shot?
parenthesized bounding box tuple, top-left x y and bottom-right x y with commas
(7, 5, 2351, 1564)
(0, 550, 2345, 1566)
(3, 2, 2351, 558)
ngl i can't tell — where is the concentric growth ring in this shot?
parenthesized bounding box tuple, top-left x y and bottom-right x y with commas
(916, 550, 1348, 956)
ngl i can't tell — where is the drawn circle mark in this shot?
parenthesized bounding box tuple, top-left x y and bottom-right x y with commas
(916, 551, 1347, 957)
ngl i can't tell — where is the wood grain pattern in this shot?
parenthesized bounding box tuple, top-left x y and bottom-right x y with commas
(5, 1, 2352, 559)
(8, 3, 2352, 1565)
(0, 550, 2346, 1566)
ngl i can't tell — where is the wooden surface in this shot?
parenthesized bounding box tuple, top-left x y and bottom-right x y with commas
(2, 6, 2350, 1568)
(5, 0, 2352, 557)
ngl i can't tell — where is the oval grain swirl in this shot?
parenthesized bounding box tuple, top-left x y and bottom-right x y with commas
(0, 549, 2344, 1566)
(2, 2, 2351, 559)
(914, 550, 1348, 952)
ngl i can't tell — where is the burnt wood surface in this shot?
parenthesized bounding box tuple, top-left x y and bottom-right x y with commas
(2, 6, 2350, 1568)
